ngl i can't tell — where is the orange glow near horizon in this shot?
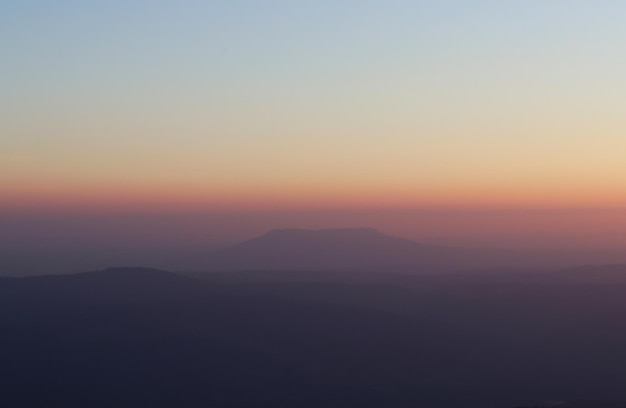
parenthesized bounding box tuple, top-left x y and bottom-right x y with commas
(4, 179, 626, 214)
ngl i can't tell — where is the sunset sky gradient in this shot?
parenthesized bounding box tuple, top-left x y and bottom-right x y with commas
(3, 1, 626, 250)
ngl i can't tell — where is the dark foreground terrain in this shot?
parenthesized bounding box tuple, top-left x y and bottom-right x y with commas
(3, 265, 626, 407)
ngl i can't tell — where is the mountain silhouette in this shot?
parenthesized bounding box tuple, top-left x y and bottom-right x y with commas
(202, 227, 555, 271)
(204, 227, 469, 270)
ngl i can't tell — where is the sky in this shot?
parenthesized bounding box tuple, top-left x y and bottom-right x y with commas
(2, 1, 626, 253)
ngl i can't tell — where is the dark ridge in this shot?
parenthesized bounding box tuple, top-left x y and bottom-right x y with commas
(549, 264, 626, 283)
(0, 266, 208, 309)
(82, 266, 177, 278)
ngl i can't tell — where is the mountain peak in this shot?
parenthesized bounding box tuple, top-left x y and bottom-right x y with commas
(261, 227, 385, 239)
(208, 227, 451, 270)
(251, 228, 410, 247)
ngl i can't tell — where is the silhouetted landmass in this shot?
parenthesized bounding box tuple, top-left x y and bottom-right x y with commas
(4, 265, 626, 407)
(201, 228, 591, 272)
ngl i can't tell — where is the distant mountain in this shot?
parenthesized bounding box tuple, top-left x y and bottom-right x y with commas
(203, 227, 462, 270)
(202, 227, 557, 272)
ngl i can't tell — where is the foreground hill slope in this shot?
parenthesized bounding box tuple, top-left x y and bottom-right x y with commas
(0, 267, 484, 408)
(5, 266, 626, 407)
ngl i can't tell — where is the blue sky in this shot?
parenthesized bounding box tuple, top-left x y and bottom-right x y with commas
(2, 1, 626, 213)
